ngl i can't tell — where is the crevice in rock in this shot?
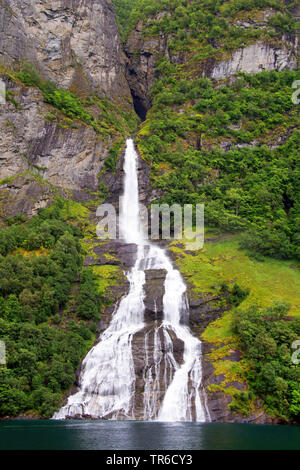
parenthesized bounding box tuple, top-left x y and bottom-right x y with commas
(131, 89, 148, 121)
(124, 47, 153, 122)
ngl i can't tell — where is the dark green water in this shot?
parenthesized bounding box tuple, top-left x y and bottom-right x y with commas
(0, 420, 299, 450)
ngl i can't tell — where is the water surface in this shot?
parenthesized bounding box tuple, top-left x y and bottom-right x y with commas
(0, 420, 299, 450)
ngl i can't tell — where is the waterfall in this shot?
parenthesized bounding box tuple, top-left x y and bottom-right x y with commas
(53, 138, 210, 421)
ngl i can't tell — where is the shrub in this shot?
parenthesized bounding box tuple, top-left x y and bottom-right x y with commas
(232, 303, 300, 421)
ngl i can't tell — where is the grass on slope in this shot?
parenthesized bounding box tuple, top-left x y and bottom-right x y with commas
(169, 234, 300, 417)
(169, 234, 300, 316)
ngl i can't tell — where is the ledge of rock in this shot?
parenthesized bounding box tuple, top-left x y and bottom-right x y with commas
(144, 269, 167, 320)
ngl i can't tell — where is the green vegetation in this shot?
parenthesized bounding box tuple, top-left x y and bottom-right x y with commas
(92, 265, 126, 300)
(121, 0, 300, 421)
(138, 69, 300, 260)
(113, 0, 138, 39)
(12, 62, 137, 138)
(5, 89, 20, 109)
(233, 302, 300, 421)
(125, 0, 298, 49)
(0, 198, 103, 418)
(104, 137, 124, 173)
(170, 235, 300, 420)
(77, 270, 101, 321)
(126, 0, 299, 261)
(0, 0, 299, 423)
(16, 63, 101, 133)
(170, 235, 300, 315)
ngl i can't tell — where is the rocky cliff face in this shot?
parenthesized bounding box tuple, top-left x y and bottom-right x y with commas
(0, 75, 119, 217)
(125, 8, 298, 116)
(0, 0, 131, 100)
(0, 0, 135, 219)
(125, 19, 163, 119)
(122, 4, 299, 424)
(210, 38, 297, 80)
(0, 79, 110, 189)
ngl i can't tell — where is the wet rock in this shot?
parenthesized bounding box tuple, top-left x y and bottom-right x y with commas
(144, 269, 167, 320)
(131, 322, 185, 419)
(84, 240, 138, 269)
(117, 243, 138, 268)
(189, 293, 228, 334)
(125, 21, 157, 119)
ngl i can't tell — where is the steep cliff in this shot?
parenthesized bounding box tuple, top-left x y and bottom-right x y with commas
(0, 0, 131, 99)
(0, 0, 136, 219)
(0, 82, 110, 189)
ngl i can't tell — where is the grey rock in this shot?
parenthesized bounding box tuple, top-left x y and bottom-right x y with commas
(0, 0, 132, 101)
(0, 79, 111, 191)
(131, 322, 184, 419)
(0, 173, 62, 218)
(125, 20, 169, 119)
(144, 268, 167, 319)
(210, 40, 297, 81)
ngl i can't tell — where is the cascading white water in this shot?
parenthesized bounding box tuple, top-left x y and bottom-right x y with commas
(53, 139, 148, 419)
(143, 247, 210, 422)
(53, 138, 209, 421)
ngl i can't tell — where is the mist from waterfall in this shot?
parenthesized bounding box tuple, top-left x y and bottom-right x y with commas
(53, 138, 210, 421)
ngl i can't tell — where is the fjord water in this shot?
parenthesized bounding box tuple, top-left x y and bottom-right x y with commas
(1, 420, 300, 450)
(54, 138, 209, 421)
